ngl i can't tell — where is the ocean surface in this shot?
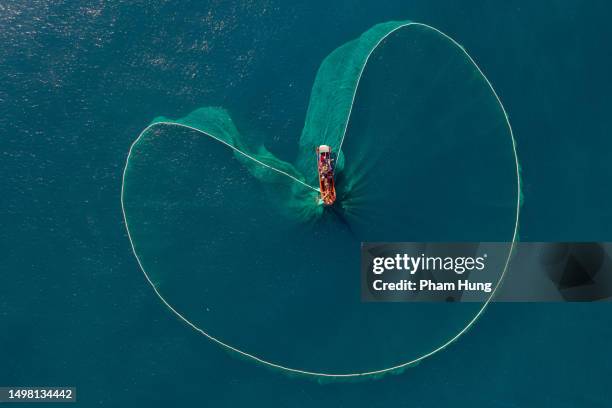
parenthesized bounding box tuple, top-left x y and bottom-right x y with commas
(2, 1, 612, 406)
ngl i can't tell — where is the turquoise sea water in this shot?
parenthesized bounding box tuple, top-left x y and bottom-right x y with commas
(2, 1, 612, 406)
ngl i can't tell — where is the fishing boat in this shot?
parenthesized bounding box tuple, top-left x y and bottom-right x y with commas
(316, 145, 336, 205)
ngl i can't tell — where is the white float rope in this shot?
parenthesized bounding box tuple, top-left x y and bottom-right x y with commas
(130, 121, 320, 193)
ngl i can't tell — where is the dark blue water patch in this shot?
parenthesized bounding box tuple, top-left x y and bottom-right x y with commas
(337, 26, 518, 242)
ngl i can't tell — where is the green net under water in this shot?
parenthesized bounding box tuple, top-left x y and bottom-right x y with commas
(122, 21, 521, 379)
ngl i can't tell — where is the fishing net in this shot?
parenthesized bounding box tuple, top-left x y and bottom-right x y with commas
(122, 21, 521, 378)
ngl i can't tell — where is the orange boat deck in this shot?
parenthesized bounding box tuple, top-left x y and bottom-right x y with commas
(317, 146, 336, 205)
